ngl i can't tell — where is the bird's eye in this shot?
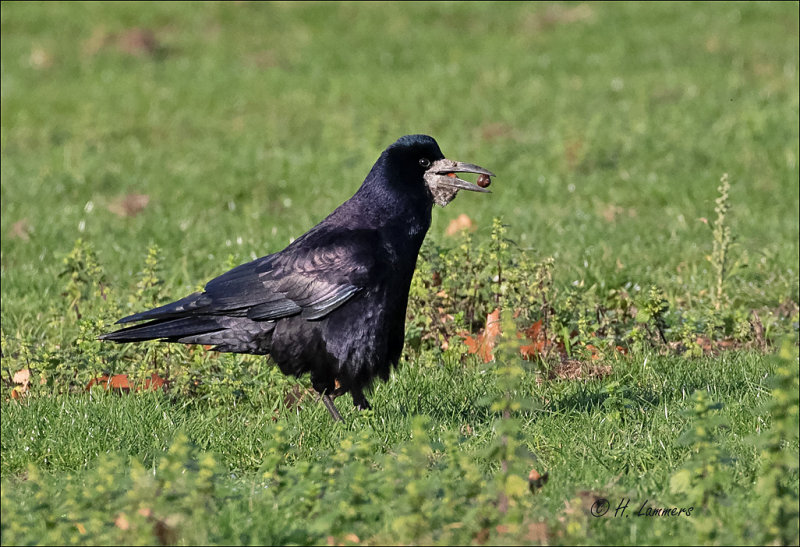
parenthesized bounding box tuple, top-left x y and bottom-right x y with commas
(419, 158, 431, 168)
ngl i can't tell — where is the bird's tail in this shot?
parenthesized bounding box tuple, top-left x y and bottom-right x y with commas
(99, 312, 275, 355)
(98, 316, 224, 344)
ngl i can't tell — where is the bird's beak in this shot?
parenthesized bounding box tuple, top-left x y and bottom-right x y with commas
(423, 158, 495, 207)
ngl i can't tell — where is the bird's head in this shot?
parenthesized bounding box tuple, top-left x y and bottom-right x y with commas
(382, 135, 494, 207)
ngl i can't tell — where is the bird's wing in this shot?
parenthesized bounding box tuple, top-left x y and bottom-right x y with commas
(117, 229, 378, 324)
(206, 242, 368, 321)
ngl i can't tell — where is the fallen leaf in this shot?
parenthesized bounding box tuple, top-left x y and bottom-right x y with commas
(10, 219, 31, 241)
(525, 522, 549, 543)
(107, 194, 150, 217)
(526, 3, 595, 31)
(463, 308, 501, 363)
(283, 384, 308, 410)
(480, 122, 515, 141)
(600, 203, 624, 223)
(115, 513, 130, 531)
(445, 213, 475, 236)
(118, 28, 159, 57)
(86, 373, 166, 393)
(695, 336, 713, 353)
(248, 49, 279, 69)
(518, 320, 568, 361)
(544, 360, 612, 381)
(143, 373, 166, 391)
(13, 369, 31, 386)
(584, 343, 601, 360)
(564, 138, 584, 170)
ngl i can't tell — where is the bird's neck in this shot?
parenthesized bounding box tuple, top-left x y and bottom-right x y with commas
(342, 159, 433, 241)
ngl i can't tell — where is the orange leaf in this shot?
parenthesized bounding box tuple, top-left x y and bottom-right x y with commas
(518, 320, 568, 360)
(86, 374, 130, 391)
(519, 341, 544, 360)
(445, 213, 475, 236)
(110, 374, 131, 389)
(86, 375, 109, 390)
(464, 308, 501, 363)
(524, 320, 543, 341)
(584, 344, 601, 360)
(115, 513, 130, 531)
(141, 373, 166, 392)
(87, 373, 166, 393)
(13, 369, 31, 387)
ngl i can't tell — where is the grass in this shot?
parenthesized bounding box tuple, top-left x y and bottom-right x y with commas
(1, 1, 798, 545)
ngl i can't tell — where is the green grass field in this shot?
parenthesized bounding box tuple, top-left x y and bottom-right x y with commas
(2, 2, 798, 545)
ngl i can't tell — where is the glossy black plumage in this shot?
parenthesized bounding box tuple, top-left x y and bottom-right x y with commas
(100, 135, 493, 418)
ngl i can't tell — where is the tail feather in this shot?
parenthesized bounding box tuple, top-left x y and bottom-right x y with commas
(116, 292, 213, 324)
(99, 316, 223, 343)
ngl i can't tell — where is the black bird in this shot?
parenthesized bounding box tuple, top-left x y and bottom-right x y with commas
(100, 135, 494, 420)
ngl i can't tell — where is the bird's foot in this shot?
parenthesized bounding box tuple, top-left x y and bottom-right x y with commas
(351, 391, 371, 411)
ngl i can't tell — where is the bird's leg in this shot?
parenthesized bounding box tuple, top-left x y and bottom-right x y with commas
(351, 389, 371, 411)
(321, 393, 343, 422)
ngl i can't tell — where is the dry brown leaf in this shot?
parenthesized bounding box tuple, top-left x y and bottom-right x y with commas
(525, 522, 549, 543)
(480, 122, 515, 141)
(600, 204, 624, 223)
(10, 219, 31, 241)
(545, 360, 612, 381)
(115, 513, 130, 531)
(86, 373, 166, 393)
(526, 3, 595, 31)
(248, 49, 280, 69)
(118, 28, 159, 57)
(13, 369, 31, 386)
(283, 384, 308, 410)
(463, 308, 501, 363)
(564, 138, 584, 170)
(445, 213, 475, 236)
(108, 194, 150, 217)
